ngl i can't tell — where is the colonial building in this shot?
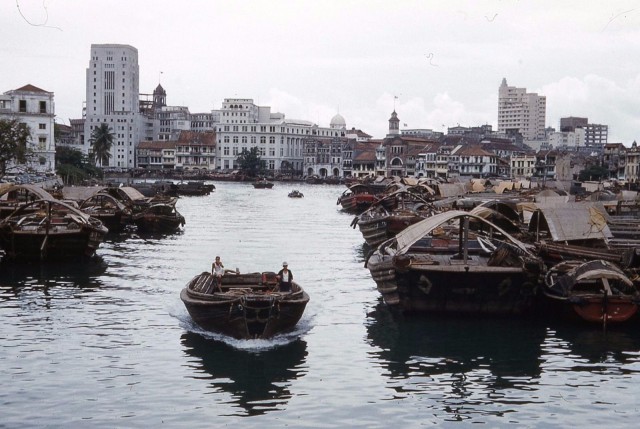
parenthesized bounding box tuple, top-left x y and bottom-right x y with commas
(383, 135, 438, 177)
(136, 141, 176, 170)
(625, 141, 640, 183)
(603, 143, 626, 180)
(302, 137, 345, 178)
(351, 141, 379, 178)
(533, 150, 558, 181)
(452, 145, 497, 178)
(510, 154, 537, 179)
(175, 130, 216, 170)
(213, 99, 346, 174)
(0, 84, 56, 172)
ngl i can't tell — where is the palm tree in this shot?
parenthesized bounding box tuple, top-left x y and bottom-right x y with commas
(90, 123, 114, 167)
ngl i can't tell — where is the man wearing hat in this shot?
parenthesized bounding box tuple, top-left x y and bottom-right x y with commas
(276, 262, 293, 292)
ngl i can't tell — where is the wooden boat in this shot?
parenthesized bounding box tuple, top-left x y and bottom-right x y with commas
(543, 259, 640, 324)
(253, 179, 274, 189)
(132, 203, 185, 233)
(0, 184, 55, 219)
(353, 189, 437, 248)
(288, 190, 304, 198)
(337, 183, 377, 213)
(366, 210, 543, 315)
(180, 271, 310, 339)
(0, 198, 108, 261)
(79, 192, 131, 233)
(176, 181, 214, 196)
(130, 181, 178, 197)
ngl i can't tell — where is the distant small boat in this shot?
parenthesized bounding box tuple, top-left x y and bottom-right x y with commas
(253, 179, 274, 189)
(180, 271, 309, 339)
(543, 259, 640, 325)
(176, 181, 214, 196)
(288, 190, 304, 198)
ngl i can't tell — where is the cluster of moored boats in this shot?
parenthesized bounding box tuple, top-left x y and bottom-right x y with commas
(342, 176, 640, 327)
(1, 180, 310, 341)
(0, 183, 189, 261)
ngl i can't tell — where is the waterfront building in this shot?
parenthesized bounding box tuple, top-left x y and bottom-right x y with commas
(175, 130, 216, 171)
(84, 44, 143, 169)
(136, 141, 176, 170)
(498, 78, 546, 142)
(0, 84, 56, 172)
(213, 98, 346, 174)
(382, 135, 439, 177)
(302, 137, 345, 178)
(351, 141, 379, 178)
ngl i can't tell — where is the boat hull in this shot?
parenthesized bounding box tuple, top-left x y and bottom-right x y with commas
(181, 273, 309, 339)
(367, 252, 539, 316)
(0, 226, 106, 260)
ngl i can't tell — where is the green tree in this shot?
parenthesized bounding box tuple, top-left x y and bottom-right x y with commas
(236, 147, 265, 178)
(90, 123, 114, 167)
(578, 165, 609, 182)
(55, 146, 102, 185)
(0, 118, 31, 177)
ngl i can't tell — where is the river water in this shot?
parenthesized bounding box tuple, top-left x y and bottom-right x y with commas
(2, 182, 640, 428)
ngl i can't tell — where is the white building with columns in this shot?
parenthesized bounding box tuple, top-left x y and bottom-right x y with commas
(213, 98, 346, 173)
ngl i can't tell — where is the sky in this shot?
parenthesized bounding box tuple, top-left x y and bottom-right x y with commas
(2, 0, 640, 143)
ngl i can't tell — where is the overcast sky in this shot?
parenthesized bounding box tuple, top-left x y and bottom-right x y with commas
(2, 1, 639, 143)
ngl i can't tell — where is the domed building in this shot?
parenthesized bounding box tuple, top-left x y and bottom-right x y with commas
(330, 112, 346, 130)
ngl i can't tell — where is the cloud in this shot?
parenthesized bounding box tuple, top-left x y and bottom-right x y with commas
(542, 74, 640, 143)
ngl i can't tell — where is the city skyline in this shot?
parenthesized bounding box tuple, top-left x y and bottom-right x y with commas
(2, 1, 639, 143)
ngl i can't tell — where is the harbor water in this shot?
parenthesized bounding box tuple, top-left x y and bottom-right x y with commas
(2, 182, 640, 428)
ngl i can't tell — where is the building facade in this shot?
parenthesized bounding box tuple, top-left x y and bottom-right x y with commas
(213, 98, 346, 174)
(0, 84, 56, 172)
(84, 44, 143, 168)
(498, 78, 546, 142)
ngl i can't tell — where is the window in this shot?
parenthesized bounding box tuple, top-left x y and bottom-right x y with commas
(223, 147, 229, 155)
(19, 100, 26, 112)
(39, 101, 46, 113)
(39, 123, 46, 130)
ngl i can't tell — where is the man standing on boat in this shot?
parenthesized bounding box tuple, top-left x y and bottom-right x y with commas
(276, 262, 293, 292)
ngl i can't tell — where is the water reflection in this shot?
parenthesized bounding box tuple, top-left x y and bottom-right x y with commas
(180, 332, 308, 416)
(367, 302, 546, 384)
(544, 323, 640, 373)
(0, 257, 107, 299)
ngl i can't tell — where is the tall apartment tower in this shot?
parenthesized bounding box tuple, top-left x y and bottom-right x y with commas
(498, 78, 546, 142)
(84, 44, 141, 168)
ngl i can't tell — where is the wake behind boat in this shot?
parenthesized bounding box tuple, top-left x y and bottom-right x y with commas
(181, 271, 309, 339)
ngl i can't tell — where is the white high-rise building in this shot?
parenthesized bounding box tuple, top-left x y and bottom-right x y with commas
(498, 78, 546, 142)
(83, 44, 142, 168)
